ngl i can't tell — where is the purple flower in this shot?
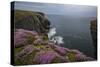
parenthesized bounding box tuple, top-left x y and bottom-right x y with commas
(14, 32, 27, 47)
(33, 51, 56, 64)
(33, 50, 69, 64)
(75, 54, 94, 61)
(54, 45, 67, 56)
(14, 29, 38, 47)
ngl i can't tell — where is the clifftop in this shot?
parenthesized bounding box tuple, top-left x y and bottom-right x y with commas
(14, 29, 94, 65)
(14, 10, 50, 33)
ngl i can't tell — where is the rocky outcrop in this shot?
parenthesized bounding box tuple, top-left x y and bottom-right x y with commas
(14, 10, 50, 33)
(90, 19, 97, 32)
(90, 19, 97, 46)
(90, 19, 97, 59)
(14, 29, 94, 65)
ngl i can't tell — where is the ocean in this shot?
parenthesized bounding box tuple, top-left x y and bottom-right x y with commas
(47, 14, 96, 58)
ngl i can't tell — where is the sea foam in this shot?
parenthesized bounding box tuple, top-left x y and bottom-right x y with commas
(48, 27, 64, 45)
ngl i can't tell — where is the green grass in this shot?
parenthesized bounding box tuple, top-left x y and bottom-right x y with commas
(67, 52, 76, 62)
(14, 45, 37, 65)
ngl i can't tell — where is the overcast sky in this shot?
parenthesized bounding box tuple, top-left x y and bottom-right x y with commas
(14, 1, 97, 17)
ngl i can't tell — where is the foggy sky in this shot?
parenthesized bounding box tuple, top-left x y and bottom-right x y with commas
(14, 1, 97, 17)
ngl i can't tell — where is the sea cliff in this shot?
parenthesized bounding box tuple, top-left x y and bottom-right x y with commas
(14, 10, 94, 65)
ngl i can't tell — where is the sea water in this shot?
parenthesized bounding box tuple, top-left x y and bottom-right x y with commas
(47, 14, 96, 58)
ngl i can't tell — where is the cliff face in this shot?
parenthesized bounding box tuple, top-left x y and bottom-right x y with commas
(14, 10, 95, 65)
(14, 10, 50, 33)
(90, 19, 97, 47)
(90, 19, 97, 32)
(90, 19, 97, 59)
(14, 29, 94, 65)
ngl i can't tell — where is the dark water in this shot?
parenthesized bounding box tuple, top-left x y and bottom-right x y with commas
(47, 14, 96, 58)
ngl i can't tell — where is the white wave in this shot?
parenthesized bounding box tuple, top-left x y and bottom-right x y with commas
(48, 27, 64, 45)
(48, 27, 56, 39)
